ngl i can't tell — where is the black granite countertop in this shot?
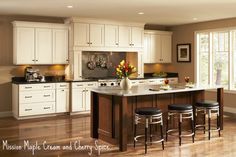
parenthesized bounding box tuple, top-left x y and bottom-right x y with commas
(12, 72, 178, 84)
(12, 76, 97, 84)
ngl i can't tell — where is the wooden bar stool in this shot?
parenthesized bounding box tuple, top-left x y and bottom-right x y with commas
(134, 107, 164, 154)
(194, 100, 220, 140)
(166, 104, 195, 146)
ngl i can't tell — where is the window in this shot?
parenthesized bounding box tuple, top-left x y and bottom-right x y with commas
(196, 29, 236, 90)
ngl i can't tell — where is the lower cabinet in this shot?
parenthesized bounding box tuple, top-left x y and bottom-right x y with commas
(71, 82, 97, 113)
(56, 83, 70, 113)
(12, 82, 70, 119)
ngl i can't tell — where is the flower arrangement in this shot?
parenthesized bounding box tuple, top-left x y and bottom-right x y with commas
(116, 60, 136, 78)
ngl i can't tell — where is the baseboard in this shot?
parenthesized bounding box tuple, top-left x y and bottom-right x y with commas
(224, 107, 236, 114)
(0, 111, 12, 118)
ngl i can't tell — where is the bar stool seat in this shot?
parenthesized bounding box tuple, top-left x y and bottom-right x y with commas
(134, 107, 164, 154)
(196, 100, 219, 108)
(135, 107, 162, 115)
(168, 104, 193, 111)
(166, 104, 195, 146)
(194, 100, 220, 140)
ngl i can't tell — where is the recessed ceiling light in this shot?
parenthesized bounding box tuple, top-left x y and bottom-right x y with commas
(67, 5, 73, 8)
(138, 12, 144, 15)
(193, 18, 198, 21)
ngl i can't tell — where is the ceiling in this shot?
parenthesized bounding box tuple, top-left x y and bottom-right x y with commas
(1, 0, 236, 26)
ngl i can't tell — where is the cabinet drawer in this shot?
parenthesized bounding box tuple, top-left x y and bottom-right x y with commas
(19, 102, 55, 116)
(19, 83, 55, 91)
(56, 83, 69, 89)
(85, 82, 97, 88)
(72, 82, 97, 88)
(20, 90, 55, 103)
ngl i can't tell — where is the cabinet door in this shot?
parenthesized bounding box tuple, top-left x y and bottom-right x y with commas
(89, 24, 104, 47)
(35, 28, 53, 64)
(118, 26, 131, 47)
(56, 89, 69, 113)
(131, 27, 143, 48)
(14, 27, 35, 64)
(161, 35, 172, 63)
(53, 29, 69, 64)
(74, 23, 89, 46)
(143, 34, 151, 63)
(105, 25, 118, 47)
(85, 89, 91, 111)
(72, 88, 85, 112)
(150, 34, 161, 63)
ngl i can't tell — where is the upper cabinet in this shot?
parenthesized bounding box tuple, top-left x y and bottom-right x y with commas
(12, 21, 69, 65)
(118, 26, 143, 48)
(74, 23, 104, 47)
(105, 25, 119, 47)
(66, 18, 144, 51)
(144, 30, 172, 63)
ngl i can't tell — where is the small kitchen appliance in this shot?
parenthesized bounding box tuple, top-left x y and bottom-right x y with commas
(24, 67, 42, 82)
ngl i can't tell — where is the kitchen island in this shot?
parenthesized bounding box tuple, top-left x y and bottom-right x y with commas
(90, 84, 224, 151)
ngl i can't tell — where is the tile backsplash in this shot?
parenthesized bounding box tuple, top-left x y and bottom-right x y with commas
(82, 51, 126, 78)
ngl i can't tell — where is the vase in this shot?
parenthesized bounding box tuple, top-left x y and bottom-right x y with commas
(120, 77, 132, 90)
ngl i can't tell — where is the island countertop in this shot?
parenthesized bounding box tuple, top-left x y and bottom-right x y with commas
(91, 84, 223, 96)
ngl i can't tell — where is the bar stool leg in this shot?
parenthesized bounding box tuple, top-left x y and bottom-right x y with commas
(208, 110, 211, 140)
(166, 114, 169, 142)
(150, 124, 152, 145)
(203, 110, 206, 134)
(134, 122, 137, 148)
(217, 110, 221, 137)
(179, 114, 182, 146)
(191, 113, 195, 143)
(145, 118, 148, 154)
(160, 123, 164, 150)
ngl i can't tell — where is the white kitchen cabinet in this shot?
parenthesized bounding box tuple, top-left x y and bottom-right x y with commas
(35, 28, 53, 64)
(131, 27, 143, 48)
(12, 83, 56, 119)
(12, 21, 69, 65)
(13, 27, 35, 64)
(161, 35, 172, 63)
(90, 24, 104, 47)
(71, 82, 97, 113)
(53, 29, 69, 64)
(74, 23, 89, 46)
(119, 26, 143, 48)
(56, 83, 69, 113)
(144, 30, 172, 63)
(118, 26, 131, 47)
(73, 23, 104, 47)
(105, 25, 119, 47)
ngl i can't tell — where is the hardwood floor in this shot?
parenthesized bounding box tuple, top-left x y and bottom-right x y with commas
(0, 114, 236, 157)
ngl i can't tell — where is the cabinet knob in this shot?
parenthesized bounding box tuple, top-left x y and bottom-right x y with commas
(90, 42, 92, 44)
(87, 42, 90, 44)
(35, 60, 38, 61)
(32, 60, 35, 61)
(66, 59, 69, 61)
(116, 43, 119, 45)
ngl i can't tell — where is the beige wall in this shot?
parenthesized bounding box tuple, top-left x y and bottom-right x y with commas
(0, 15, 65, 113)
(166, 17, 236, 109)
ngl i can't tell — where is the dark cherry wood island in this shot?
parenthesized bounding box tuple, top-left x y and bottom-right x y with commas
(90, 84, 224, 152)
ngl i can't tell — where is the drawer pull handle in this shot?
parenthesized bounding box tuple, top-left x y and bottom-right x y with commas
(44, 94, 51, 97)
(149, 81, 155, 82)
(25, 96, 32, 98)
(44, 86, 51, 88)
(77, 85, 83, 86)
(87, 84, 94, 86)
(44, 107, 50, 110)
(60, 85, 67, 87)
(25, 109, 32, 111)
(25, 87, 32, 89)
